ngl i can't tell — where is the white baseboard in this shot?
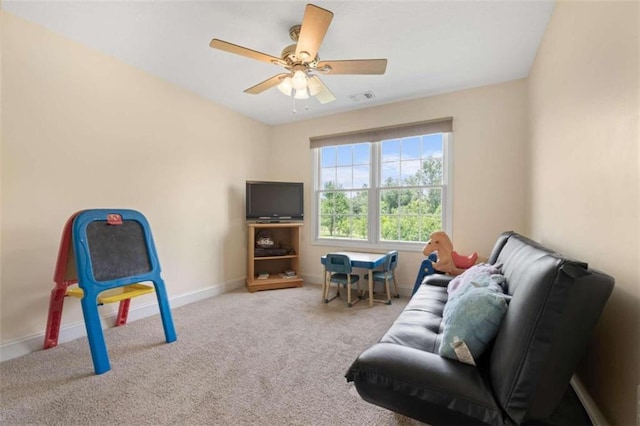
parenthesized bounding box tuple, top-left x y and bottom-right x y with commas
(571, 375, 609, 426)
(0, 279, 245, 363)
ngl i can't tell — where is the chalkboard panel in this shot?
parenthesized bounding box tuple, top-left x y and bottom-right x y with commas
(86, 221, 152, 282)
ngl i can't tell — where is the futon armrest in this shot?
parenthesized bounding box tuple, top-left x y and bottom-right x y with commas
(346, 343, 503, 425)
(422, 273, 453, 288)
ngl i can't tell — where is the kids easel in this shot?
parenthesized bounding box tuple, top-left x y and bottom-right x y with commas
(43, 209, 177, 374)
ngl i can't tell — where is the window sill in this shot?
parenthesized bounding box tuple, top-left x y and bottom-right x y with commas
(311, 238, 426, 253)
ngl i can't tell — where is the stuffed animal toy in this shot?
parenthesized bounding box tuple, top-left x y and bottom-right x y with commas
(422, 231, 478, 276)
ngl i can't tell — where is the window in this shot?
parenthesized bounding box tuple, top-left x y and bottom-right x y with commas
(311, 118, 453, 250)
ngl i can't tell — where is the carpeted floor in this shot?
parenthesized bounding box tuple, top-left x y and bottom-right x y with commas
(0, 285, 424, 425)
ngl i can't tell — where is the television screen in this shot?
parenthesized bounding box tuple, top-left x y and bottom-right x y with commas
(246, 181, 304, 221)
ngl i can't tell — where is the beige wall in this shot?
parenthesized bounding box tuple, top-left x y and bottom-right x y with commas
(528, 1, 639, 424)
(270, 79, 529, 291)
(1, 12, 270, 342)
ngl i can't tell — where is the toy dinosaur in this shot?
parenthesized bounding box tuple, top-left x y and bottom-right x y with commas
(422, 231, 478, 276)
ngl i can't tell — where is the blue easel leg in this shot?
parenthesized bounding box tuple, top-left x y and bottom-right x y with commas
(80, 292, 111, 374)
(153, 279, 177, 343)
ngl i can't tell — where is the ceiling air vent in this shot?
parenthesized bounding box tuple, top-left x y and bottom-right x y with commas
(348, 91, 376, 102)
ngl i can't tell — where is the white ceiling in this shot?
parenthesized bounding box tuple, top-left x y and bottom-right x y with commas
(3, 1, 555, 126)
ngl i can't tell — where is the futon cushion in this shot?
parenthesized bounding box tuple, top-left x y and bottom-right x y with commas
(379, 284, 447, 353)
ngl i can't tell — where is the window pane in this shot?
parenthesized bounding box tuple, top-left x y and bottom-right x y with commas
(380, 215, 398, 241)
(336, 145, 352, 166)
(319, 190, 368, 239)
(320, 167, 336, 189)
(333, 214, 351, 238)
(420, 157, 443, 185)
(350, 190, 368, 215)
(353, 143, 370, 165)
(319, 215, 341, 238)
(381, 162, 400, 187)
(381, 139, 400, 162)
(352, 215, 368, 240)
(402, 137, 421, 160)
(422, 188, 442, 215)
(319, 192, 336, 215)
(421, 214, 442, 240)
(321, 146, 336, 168)
(380, 189, 399, 214)
(422, 134, 443, 157)
(336, 166, 352, 189)
(401, 159, 421, 185)
(353, 165, 369, 188)
(398, 189, 421, 214)
(400, 216, 420, 241)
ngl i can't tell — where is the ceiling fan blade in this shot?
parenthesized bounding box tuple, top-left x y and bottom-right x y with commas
(295, 4, 334, 63)
(244, 73, 289, 95)
(316, 59, 388, 75)
(210, 39, 286, 66)
(309, 75, 336, 104)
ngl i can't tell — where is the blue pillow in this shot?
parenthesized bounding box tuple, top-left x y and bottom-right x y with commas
(443, 273, 507, 319)
(439, 284, 509, 365)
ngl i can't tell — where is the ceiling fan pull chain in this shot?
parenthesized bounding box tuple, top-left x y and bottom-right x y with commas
(292, 96, 297, 114)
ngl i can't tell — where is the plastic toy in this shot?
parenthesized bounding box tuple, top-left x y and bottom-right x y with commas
(43, 209, 177, 375)
(412, 253, 438, 296)
(422, 231, 478, 276)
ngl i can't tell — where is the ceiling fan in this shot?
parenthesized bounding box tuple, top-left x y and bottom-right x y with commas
(209, 3, 387, 104)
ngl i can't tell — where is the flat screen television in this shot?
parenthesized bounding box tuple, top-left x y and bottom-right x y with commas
(246, 181, 304, 221)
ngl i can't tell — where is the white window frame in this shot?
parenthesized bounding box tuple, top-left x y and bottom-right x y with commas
(311, 133, 453, 252)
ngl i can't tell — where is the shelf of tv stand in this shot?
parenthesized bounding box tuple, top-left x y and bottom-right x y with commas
(254, 254, 297, 261)
(248, 275, 303, 292)
(247, 222, 303, 293)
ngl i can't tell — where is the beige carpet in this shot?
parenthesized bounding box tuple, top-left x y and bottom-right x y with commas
(0, 285, 424, 425)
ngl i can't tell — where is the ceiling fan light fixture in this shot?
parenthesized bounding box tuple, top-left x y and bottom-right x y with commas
(307, 76, 321, 96)
(292, 70, 308, 91)
(277, 76, 293, 96)
(294, 88, 309, 100)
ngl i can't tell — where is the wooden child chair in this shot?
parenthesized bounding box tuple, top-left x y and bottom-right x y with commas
(365, 250, 399, 301)
(323, 253, 362, 307)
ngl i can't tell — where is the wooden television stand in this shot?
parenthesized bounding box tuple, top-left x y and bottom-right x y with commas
(247, 222, 303, 292)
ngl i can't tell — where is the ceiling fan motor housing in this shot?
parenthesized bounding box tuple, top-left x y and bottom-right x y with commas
(281, 43, 319, 67)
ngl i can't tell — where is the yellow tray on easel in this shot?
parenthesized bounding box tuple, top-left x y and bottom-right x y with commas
(66, 283, 155, 304)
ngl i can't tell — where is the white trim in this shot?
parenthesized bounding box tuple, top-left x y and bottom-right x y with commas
(571, 375, 609, 426)
(443, 132, 453, 237)
(370, 141, 380, 243)
(310, 148, 320, 248)
(0, 279, 245, 363)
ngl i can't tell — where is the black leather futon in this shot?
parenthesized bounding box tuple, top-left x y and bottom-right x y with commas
(345, 231, 614, 425)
